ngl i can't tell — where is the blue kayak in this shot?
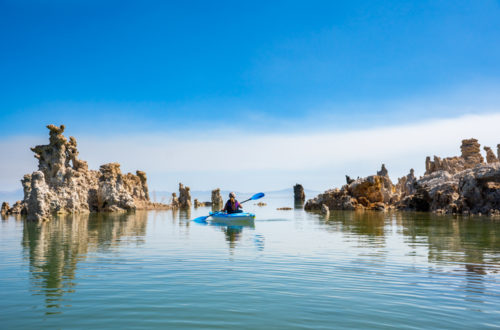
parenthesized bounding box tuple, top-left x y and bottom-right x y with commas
(209, 211, 255, 222)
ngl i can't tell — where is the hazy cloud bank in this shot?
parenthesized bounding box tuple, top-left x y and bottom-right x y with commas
(0, 113, 499, 192)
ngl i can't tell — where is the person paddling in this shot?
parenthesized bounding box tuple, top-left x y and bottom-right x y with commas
(222, 192, 243, 214)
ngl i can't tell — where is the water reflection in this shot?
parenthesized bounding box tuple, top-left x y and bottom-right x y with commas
(320, 210, 500, 275)
(223, 226, 244, 249)
(217, 223, 255, 250)
(22, 211, 148, 313)
(399, 213, 500, 271)
(294, 200, 304, 209)
(199, 219, 255, 250)
(15, 205, 500, 320)
(324, 211, 387, 248)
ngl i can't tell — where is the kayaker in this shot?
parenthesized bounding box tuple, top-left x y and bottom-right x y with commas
(222, 192, 243, 214)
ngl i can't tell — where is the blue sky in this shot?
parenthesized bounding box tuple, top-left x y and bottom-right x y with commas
(1, 1, 500, 193)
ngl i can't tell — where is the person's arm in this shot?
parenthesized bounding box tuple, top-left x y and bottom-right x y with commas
(237, 201, 242, 209)
(221, 201, 228, 212)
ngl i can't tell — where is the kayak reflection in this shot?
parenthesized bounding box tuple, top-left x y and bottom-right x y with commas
(198, 218, 255, 249)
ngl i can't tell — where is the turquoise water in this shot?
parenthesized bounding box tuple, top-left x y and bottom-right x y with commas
(1, 196, 499, 329)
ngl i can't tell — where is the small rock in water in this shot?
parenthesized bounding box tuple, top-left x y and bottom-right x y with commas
(277, 207, 292, 210)
(256, 202, 267, 207)
(1, 202, 10, 215)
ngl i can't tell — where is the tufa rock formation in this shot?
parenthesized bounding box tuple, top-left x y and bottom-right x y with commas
(305, 165, 396, 212)
(211, 188, 224, 207)
(3, 125, 169, 221)
(1, 202, 9, 216)
(320, 204, 329, 215)
(484, 146, 498, 164)
(377, 164, 388, 177)
(345, 175, 355, 185)
(171, 193, 179, 208)
(194, 199, 212, 208)
(178, 183, 192, 209)
(294, 184, 305, 202)
(425, 138, 484, 175)
(305, 139, 500, 216)
(395, 168, 417, 198)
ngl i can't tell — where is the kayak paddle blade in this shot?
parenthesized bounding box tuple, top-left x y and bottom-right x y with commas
(250, 192, 265, 200)
(192, 215, 209, 223)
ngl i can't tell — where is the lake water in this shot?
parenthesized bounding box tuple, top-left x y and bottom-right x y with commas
(1, 195, 499, 329)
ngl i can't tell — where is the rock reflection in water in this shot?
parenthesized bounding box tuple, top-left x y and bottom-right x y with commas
(294, 200, 304, 210)
(321, 210, 500, 275)
(324, 210, 387, 248)
(22, 211, 148, 313)
(399, 213, 500, 273)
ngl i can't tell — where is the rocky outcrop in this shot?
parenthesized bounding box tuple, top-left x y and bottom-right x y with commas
(306, 139, 500, 216)
(97, 163, 136, 212)
(425, 139, 484, 175)
(461, 138, 484, 166)
(211, 188, 224, 207)
(171, 193, 179, 207)
(2, 200, 26, 216)
(484, 146, 498, 164)
(194, 199, 212, 208)
(305, 166, 396, 212)
(395, 168, 417, 199)
(4, 124, 169, 221)
(398, 163, 500, 215)
(1, 202, 9, 216)
(178, 183, 192, 209)
(377, 164, 388, 177)
(26, 171, 52, 221)
(345, 175, 354, 185)
(294, 184, 305, 202)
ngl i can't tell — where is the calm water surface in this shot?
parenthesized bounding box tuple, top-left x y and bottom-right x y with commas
(1, 195, 499, 329)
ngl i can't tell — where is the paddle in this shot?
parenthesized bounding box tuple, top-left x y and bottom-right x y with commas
(192, 192, 265, 223)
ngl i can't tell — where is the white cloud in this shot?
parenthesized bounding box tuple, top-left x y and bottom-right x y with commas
(1, 113, 499, 193)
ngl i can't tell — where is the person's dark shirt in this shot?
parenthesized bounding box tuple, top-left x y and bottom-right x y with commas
(223, 200, 241, 213)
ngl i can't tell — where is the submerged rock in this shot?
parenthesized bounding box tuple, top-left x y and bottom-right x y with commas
(13, 124, 169, 221)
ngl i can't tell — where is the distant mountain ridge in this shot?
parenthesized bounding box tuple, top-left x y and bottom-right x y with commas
(0, 189, 24, 204)
(149, 187, 320, 203)
(1, 187, 320, 205)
